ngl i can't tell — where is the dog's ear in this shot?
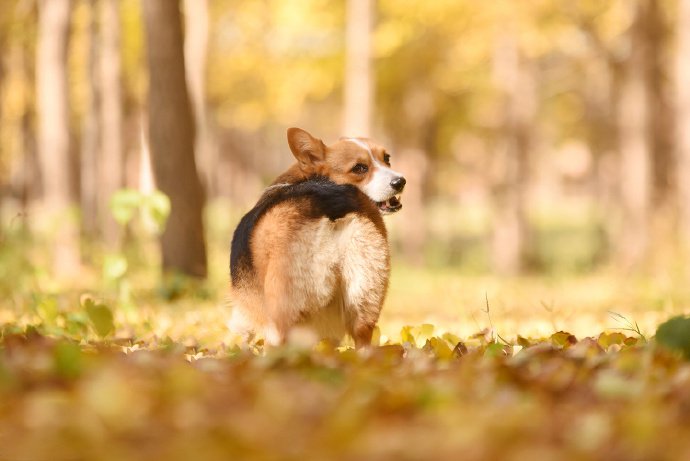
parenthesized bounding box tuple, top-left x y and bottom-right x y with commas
(287, 128, 326, 174)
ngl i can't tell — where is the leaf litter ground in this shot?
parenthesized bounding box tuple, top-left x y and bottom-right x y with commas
(2, 313, 690, 461)
(2, 261, 690, 461)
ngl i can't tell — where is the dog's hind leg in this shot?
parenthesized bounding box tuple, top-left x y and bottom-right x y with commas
(261, 261, 296, 347)
(350, 318, 376, 349)
(228, 305, 254, 338)
(340, 217, 390, 348)
(343, 270, 388, 348)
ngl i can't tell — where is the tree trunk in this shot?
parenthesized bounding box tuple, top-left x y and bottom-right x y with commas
(490, 34, 534, 275)
(343, 0, 373, 136)
(643, 0, 675, 266)
(37, 0, 80, 276)
(80, 0, 101, 238)
(19, 30, 40, 211)
(183, 0, 216, 197)
(99, 0, 123, 247)
(646, 0, 673, 209)
(0, 27, 5, 217)
(142, 0, 207, 278)
(677, 0, 690, 244)
(616, 0, 652, 268)
(583, 57, 617, 261)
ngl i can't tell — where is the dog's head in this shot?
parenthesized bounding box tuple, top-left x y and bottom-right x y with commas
(287, 127, 405, 214)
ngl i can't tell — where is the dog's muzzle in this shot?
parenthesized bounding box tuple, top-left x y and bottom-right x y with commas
(376, 176, 405, 214)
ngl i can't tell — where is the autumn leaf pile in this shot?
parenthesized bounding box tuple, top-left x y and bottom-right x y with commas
(1, 315, 690, 461)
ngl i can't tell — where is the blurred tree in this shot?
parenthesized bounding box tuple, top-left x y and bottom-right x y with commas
(570, 5, 621, 259)
(678, 0, 690, 246)
(375, 0, 454, 264)
(564, 0, 673, 268)
(0, 7, 6, 140)
(7, 2, 39, 212)
(343, 0, 373, 136)
(616, 0, 653, 268)
(489, 32, 535, 275)
(392, 81, 435, 266)
(183, 0, 216, 197)
(142, 0, 207, 278)
(208, 0, 342, 130)
(0, 9, 7, 210)
(79, 0, 123, 248)
(37, 0, 80, 276)
(99, 0, 124, 248)
(80, 0, 100, 237)
(5, 0, 688, 274)
(645, 0, 673, 211)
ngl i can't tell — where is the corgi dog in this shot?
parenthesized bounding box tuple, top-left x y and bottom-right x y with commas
(229, 127, 405, 348)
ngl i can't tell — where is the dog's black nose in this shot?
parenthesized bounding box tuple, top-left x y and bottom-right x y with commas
(390, 177, 406, 192)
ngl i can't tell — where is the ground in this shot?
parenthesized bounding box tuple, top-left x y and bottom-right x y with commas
(1, 255, 690, 460)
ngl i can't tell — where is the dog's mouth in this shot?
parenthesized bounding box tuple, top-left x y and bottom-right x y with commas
(376, 195, 402, 214)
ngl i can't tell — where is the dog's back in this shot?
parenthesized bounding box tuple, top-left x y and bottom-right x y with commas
(230, 176, 390, 346)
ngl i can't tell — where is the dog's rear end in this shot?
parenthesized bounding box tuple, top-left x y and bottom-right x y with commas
(229, 128, 404, 347)
(230, 179, 389, 347)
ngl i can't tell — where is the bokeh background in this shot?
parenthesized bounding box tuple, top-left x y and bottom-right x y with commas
(2, 0, 690, 339)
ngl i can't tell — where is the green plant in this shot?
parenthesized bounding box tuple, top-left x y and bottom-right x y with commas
(655, 315, 690, 359)
(105, 189, 171, 305)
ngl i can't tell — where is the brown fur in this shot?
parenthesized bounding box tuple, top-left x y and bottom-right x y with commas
(229, 128, 403, 347)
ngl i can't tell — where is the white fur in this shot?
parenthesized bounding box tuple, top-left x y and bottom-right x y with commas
(339, 215, 389, 326)
(230, 214, 389, 342)
(264, 324, 283, 347)
(346, 138, 403, 203)
(347, 137, 373, 156)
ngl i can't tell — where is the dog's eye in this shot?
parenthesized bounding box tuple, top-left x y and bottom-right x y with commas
(383, 153, 391, 166)
(351, 163, 369, 174)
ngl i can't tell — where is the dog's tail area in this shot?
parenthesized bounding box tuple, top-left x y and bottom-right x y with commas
(230, 176, 363, 286)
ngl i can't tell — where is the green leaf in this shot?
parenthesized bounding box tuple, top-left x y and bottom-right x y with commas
(143, 190, 171, 233)
(656, 316, 690, 359)
(484, 342, 505, 357)
(103, 253, 128, 281)
(64, 312, 89, 336)
(84, 299, 115, 338)
(36, 297, 59, 325)
(109, 189, 141, 226)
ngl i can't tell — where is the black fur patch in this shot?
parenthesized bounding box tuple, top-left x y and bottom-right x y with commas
(230, 176, 364, 286)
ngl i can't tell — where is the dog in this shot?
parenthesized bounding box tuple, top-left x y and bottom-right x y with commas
(229, 127, 405, 348)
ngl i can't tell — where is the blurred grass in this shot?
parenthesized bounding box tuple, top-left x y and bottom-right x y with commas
(383, 263, 688, 341)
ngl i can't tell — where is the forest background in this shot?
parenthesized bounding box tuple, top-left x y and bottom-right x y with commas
(2, 0, 690, 341)
(3, 1, 690, 459)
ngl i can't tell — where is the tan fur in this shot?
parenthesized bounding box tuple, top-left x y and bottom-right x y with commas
(229, 128, 403, 348)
